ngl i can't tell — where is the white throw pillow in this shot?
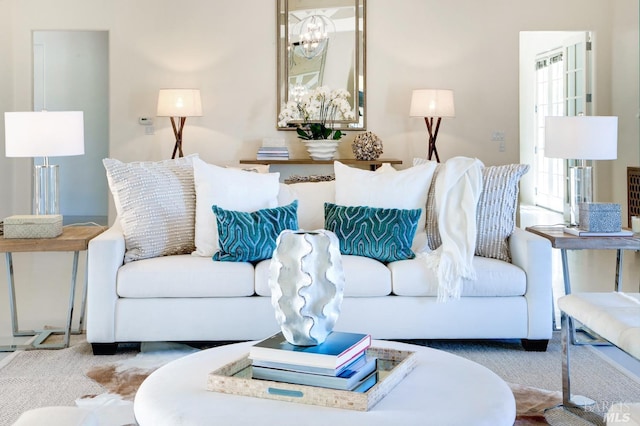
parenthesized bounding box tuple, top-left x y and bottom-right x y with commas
(193, 157, 280, 257)
(103, 155, 197, 263)
(333, 160, 438, 252)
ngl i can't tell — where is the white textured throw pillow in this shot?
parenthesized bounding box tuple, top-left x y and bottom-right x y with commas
(192, 157, 280, 257)
(333, 160, 438, 252)
(103, 155, 197, 263)
(475, 164, 529, 262)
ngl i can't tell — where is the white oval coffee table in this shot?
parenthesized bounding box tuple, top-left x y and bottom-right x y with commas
(134, 340, 516, 425)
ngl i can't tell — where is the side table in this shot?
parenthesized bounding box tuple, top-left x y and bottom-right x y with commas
(524, 225, 639, 343)
(0, 225, 106, 351)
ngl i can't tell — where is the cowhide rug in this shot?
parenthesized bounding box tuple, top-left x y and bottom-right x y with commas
(84, 343, 562, 425)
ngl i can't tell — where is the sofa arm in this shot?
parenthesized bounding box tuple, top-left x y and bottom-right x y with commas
(86, 221, 125, 343)
(509, 227, 553, 340)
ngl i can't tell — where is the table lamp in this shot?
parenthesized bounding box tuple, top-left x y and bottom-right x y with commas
(544, 116, 618, 226)
(4, 111, 85, 215)
(156, 89, 202, 159)
(409, 89, 455, 162)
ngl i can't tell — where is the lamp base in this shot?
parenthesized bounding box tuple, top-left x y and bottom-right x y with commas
(170, 116, 187, 159)
(424, 117, 442, 162)
(568, 165, 592, 226)
(34, 164, 59, 215)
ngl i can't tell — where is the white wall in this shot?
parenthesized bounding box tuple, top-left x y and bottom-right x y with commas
(611, 0, 640, 225)
(1, 0, 637, 223)
(0, 0, 15, 220)
(0, 0, 637, 332)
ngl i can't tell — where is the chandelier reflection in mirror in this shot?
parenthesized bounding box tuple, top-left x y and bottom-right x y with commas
(292, 14, 335, 59)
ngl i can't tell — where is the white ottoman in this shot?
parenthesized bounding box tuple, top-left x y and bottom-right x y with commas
(559, 292, 640, 359)
(134, 340, 516, 425)
(558, 292, 640, 410)
(12, 407, 98, 426)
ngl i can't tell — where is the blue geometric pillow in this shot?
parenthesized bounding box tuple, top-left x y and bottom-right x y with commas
(324, 202, 421, 263)
(212, 200, 298, 262)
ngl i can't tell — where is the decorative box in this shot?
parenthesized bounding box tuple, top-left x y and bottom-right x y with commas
(3, 215, 63, 239)
(578, 203, 621, 232)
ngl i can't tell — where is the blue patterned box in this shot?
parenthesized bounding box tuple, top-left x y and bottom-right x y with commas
(578, 203, 621, 232)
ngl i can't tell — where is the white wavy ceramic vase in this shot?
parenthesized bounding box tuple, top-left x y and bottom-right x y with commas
(268, 229, 345, 346)
(304, 140, 340, 160)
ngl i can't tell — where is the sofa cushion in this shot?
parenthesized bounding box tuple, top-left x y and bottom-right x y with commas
(213, 201, 299, 263)
(389, 256, 526, 297)
(255, 254, 392, 297)
(117, 254, 255, 298)
(333, 160, 437, 253)
(324, 202, 420, 263)
(103, 155, 197, 263)
(277, 181, 335, 230)
(193, 158, 280, 257)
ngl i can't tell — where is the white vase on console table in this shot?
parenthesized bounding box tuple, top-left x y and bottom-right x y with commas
(304, 140, 340, 160)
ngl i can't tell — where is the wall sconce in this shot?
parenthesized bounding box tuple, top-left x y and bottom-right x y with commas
(409, 89, 455, 162)
(4, 111, 85, 215)
(544, 115, 618, 226)
(156, 89, 203, 159)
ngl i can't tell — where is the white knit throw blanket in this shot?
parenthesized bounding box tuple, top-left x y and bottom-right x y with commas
(421, 157, 483, 302)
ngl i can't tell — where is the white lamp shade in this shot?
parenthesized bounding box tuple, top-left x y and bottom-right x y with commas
(157, 89, 203, 117)
(4, 111, 85, 157)
(409, 89, 455, 118)
(544, 116, 618, 160)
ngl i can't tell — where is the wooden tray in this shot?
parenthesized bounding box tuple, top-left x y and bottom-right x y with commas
(206, 347, 417, 411)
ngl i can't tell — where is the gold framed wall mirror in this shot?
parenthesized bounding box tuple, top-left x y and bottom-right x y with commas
(277, 0, 366, 130)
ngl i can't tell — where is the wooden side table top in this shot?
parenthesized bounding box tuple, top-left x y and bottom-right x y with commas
(525, 226, 640, 250)
(0, 225, 107, 253)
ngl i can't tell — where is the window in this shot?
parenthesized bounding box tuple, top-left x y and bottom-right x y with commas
(534, 51, 564, 212)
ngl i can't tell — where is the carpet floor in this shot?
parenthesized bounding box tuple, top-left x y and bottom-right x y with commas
(0, 332, 638, 425)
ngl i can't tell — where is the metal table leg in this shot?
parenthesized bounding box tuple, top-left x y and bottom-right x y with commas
(1, 251, 80, 351)
(560, 248, 611, 346)
(561, 313, 595, 408)
(614, 249, 623, 292)
(76, 252, 89, 333)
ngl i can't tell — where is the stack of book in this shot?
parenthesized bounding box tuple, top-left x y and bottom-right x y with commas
(249, 331, 377, 392)
(256, 146, 289, 160)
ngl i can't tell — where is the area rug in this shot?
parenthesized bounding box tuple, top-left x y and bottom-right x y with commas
(84, 349, 562, 425)
(1, 332, 638, 425)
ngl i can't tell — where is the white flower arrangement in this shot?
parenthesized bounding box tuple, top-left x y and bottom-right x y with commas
(278, 86, 356, 140)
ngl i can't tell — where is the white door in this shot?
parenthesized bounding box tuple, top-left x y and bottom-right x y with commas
(533, 31, 592, 222)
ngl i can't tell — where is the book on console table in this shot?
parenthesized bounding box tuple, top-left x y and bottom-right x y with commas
(249, 331, 371, 370)
(256, 146, 289, 160)
(563, 227, 634, 237)
(252, 355, 378, 391)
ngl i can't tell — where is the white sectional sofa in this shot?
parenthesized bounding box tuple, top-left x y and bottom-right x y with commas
(87, 158, 553, 355)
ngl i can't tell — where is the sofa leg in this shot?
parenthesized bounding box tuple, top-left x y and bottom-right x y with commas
(521, 339, 549, 352)
(91, 343, 118, 355)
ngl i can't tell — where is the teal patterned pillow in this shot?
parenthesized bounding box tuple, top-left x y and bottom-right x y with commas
(324, 202, 421, 263)
(212, 200, 298, 262)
